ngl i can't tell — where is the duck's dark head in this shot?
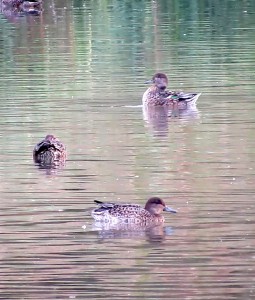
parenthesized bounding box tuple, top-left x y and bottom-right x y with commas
(145, 197, 177, 215)
(145, 73, 168, 91)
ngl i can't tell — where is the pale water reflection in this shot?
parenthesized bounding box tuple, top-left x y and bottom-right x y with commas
(91, 221, 174, 242)
(0, 0, 255, 299)
(143, 105, 201, 136)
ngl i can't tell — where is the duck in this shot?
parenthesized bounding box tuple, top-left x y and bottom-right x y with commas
(3, 0, 42, 7)
(91, 197, 177, 224)
(33, 134, 66, 165)
(4, 0, 41, 5)
(142, 73, 201, 109)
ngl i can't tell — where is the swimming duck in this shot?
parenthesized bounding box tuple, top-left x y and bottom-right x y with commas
(91, 197, 177, 224)
(3, 0, 41, 7)
(33, 134, 66, 165)
(3, 0, 42, 7)
(142, 73, 201, 108)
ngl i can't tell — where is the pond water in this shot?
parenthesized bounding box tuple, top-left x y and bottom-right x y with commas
(0, 0, 255, 299)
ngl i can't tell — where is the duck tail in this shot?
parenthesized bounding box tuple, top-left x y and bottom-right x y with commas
(94, 200, 103, 205)
(181, 92, 201, 103)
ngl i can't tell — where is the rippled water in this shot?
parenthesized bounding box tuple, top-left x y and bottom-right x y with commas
(1, 0, 255, 299)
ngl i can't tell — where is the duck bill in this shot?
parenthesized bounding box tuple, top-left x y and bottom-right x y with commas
(144, 79, 153, 84)
(164, 206, 177, 213)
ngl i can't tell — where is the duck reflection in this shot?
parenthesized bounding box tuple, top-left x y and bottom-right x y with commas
(92, 221, 174, 243)
(143, 105, 200, 136)
(143, 105, 169, 135)
(34, 159, 66, 175)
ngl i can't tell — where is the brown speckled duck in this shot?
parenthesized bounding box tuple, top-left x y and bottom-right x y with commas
(142, 73, 201, 109)
(91, 197, 177, 224)
(2, 0, 42, 16)
(3, 0, 41, 6)
(33, 134, 66, 165)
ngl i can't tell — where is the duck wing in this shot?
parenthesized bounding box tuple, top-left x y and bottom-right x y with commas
(93, 200, 142, 214)
(175, 92, 200, 102)
(34, 138, 65, 155)
(163, 91, 201, 103)
(34, 141, 56, 155)
(94, 200, 116, 210)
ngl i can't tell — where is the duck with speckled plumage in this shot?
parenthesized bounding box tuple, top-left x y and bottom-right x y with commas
(142, 73, 201, 109)
(91, 197, 177, 224)
(33, 134, 66, 167)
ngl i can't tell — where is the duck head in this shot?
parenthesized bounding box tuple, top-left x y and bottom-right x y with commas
(145, 73, 169, 91)
(44, 134, 58, 143)
(145, 197, 177, 216)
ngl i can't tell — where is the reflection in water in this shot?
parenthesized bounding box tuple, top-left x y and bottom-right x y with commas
(143, 105, 169, 136)
(169, 107, 200, 120)
(92, 221, 173, 243)
(143, 105, 200, 136)
(34, 159, 66, 175)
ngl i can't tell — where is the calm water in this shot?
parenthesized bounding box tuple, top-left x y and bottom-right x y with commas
(1, 0, 255, 299)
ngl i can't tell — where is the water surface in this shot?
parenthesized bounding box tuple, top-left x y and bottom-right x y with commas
(0, 0, 255, 299)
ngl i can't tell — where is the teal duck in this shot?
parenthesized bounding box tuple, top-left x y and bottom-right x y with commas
(143, 73, 201, 108)
(33, 134, 66, 165)
(91, 197, 177, 224)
